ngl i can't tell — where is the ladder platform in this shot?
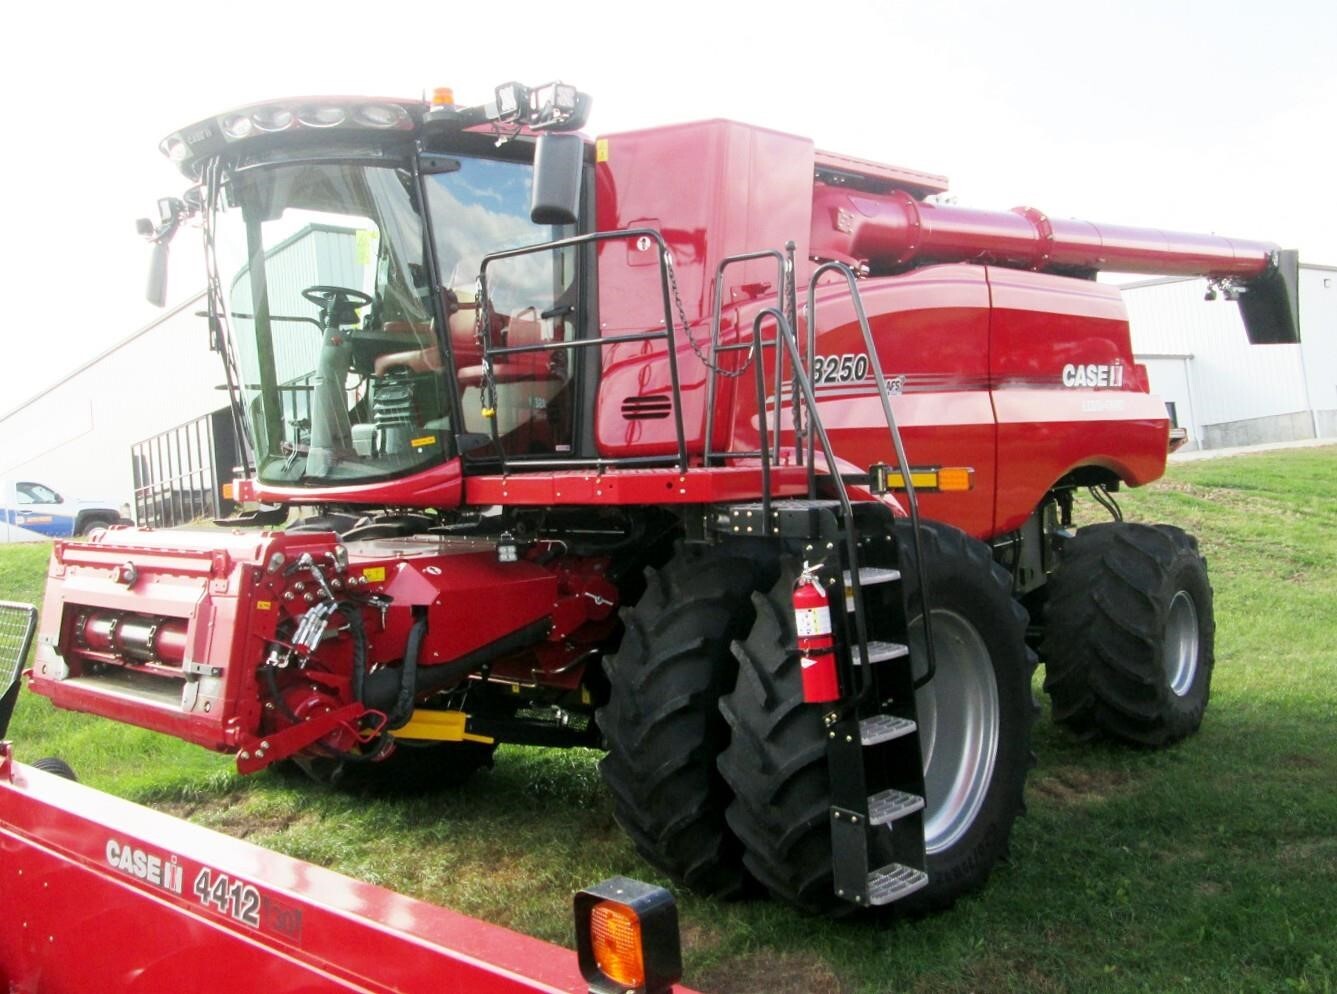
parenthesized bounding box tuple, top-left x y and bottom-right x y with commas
(851, 641, 910, 665)
(868, 788, 925, 826)
(859, 713, 918, 745)
(867, 863, 929, 906)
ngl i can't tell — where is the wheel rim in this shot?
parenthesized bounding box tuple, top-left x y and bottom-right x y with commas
(912, 610, 999, 855)
(1164, 589, 1200, 696)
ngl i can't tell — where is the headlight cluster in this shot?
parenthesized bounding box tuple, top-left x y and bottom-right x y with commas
(160, 100, 417, 168)
(218, 101, 410, 141)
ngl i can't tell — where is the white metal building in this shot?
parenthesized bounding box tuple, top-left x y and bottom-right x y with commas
(0, 294, 216, 506)
(1123, 263, 1336, 451)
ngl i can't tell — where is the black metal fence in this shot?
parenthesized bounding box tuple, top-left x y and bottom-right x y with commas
(131, 408, 238, 528)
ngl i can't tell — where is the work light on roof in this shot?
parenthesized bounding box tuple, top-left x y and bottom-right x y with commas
(352, 103, 409, 128)
(297, 105, 347, 128)
(220, 114, 254, 140)
(251, 106, 295, 132)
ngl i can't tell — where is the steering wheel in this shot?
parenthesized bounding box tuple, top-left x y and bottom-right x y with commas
(302, 285, 373, 309)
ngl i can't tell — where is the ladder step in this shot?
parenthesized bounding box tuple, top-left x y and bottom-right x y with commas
(843, 567, 901, 610)
(859, 713, 918, 746)
(867, 788, 925, 826)
(851, 641, 910, 665)
(867, 863, 929, 906)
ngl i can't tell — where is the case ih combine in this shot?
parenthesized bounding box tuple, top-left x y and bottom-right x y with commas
(24, 81, 1298, 934)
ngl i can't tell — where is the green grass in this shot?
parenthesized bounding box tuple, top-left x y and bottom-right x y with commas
(4, 446, 1335, 994)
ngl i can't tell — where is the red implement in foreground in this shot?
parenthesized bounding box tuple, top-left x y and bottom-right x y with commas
(0, 743, 695, 994)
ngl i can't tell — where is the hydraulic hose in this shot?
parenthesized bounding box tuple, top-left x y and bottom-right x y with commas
(385, 615, 427, 731)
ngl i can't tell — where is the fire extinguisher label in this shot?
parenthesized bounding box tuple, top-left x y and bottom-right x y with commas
(795, 605, 832, 637)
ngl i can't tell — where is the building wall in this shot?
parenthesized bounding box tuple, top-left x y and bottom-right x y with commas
(0, 295, 218, 505)
(1124, 265, 1337, 449)
(0, 225, 364, 511)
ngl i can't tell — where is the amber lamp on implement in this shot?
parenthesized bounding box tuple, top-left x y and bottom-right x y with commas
(575, 877, 682, 994)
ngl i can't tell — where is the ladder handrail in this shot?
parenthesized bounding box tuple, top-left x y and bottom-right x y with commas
(748, 306, 875, 695)
(805, 262, 938, 690)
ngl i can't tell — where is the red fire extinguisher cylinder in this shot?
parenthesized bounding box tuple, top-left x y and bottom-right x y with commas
(794, 571, 840, 703)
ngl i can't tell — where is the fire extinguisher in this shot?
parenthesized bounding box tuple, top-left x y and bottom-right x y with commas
(794, 564, 840, 703)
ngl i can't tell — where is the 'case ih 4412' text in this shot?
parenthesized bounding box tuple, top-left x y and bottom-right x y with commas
(30, 82, 1298, 915)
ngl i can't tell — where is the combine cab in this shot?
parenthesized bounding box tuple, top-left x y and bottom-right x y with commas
(29, 82, 1298, 915)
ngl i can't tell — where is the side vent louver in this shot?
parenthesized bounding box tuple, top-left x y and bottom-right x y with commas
(621, 395, 672, 421)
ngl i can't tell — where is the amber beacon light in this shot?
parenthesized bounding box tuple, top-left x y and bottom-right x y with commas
(574, 877, 682, 994)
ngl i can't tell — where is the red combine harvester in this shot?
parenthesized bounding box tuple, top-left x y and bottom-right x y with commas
(27, 82, 1299, 926)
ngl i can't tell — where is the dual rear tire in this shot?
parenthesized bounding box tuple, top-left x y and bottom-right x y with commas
(1043, 523, 1215, 747)
(598, 524, 1036, 914)
(718, 522, 1036, 913)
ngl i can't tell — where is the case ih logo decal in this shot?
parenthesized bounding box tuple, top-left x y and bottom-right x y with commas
(1062, 362, 1125, 388)
(105, 837, 185, 894)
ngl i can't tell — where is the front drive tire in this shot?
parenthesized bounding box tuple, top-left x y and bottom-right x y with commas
(718, 520, 1036, 914)
(596, 544, 774, 896)
(1043, 523, 1215, 747)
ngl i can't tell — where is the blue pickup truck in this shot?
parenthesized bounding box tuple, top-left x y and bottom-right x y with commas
(1, 479, 129, 543)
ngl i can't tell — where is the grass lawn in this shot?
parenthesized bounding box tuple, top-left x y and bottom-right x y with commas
(3, 446, 1334, 993)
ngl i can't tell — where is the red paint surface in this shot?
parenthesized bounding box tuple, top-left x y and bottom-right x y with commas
(0, 747, 703, 993)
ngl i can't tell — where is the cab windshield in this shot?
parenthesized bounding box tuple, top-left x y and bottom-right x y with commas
(211, 153, 575, 486)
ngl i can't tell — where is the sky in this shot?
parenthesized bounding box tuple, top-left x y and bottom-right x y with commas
(2, 0, 1333, 406)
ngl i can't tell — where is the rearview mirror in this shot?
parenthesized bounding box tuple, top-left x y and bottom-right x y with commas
(147, 239, 170, 307)
(139, 196, 190, 307)
(531, 133, 583, 226)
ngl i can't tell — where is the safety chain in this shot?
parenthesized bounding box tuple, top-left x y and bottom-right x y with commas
(664, 250, 756, 379)
(473, 278, 500, 419)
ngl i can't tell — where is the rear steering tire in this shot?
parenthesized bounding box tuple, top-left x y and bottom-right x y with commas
(1043, 522, 1215, 747)
(596, 543, 774, 896)
(717, 521, 1036, 914)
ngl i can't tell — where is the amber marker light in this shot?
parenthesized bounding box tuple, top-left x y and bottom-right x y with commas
(937, 466, 975, 492)
(431, 86, 455, 107)
(590, 902, 644, 987)
(575, 877, 681, 994)
(872, 464, 975, 493)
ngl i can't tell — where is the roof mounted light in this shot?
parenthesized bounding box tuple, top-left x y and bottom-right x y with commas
(352, 103, 409, 129)
(158, 97, 421, 177)
(297, 104, 347, 128)
(220, 114, 254, 140)
(251, 106, 295, 132)
(162, 136, 190, 163)
(490, 81, 590, 132)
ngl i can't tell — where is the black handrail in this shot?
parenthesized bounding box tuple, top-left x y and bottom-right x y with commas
(477, 228, 689, 473)
(748, 306, 874, 695)
(702, 248, 791, 467)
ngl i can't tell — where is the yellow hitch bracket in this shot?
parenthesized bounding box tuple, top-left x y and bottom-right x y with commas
(393, 709, 494, 745)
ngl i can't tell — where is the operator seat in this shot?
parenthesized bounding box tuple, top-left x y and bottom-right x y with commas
(456, 307, 562, 386)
